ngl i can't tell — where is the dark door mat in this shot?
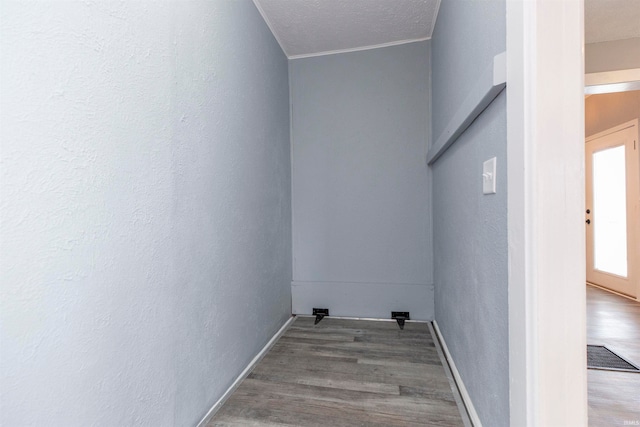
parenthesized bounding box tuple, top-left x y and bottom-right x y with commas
(587, 345, 640, 372)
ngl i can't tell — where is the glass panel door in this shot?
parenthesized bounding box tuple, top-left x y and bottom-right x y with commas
(585, 121, 639, 298)
(592, 145, 627, 277)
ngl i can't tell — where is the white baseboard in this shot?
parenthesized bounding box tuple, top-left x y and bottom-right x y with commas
(432, 320, 482, 427)
(587, 282, 639, 302)
(196, 316, 296, 427)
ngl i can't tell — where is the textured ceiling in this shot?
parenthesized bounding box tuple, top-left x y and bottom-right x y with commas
(585, 0, 640, 44)
(253, 0, 440, 59)
(255, 0, 639, 58)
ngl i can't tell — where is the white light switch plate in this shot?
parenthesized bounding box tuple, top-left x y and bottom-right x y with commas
(483, 157, 497, 194)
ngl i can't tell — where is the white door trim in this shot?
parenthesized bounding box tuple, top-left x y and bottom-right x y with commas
(507, 0, 587, 425)
(585, 68, 640, 95)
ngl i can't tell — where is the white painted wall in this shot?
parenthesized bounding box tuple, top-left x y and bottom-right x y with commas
(586, 90, 640, 136)
(586, 37, 640, 73)
(289, 42, 433, 320)
(0, 2, 291, 425)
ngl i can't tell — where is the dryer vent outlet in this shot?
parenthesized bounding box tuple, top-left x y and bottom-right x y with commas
(313, 308, 329, 325)
(392, 312, 410, 330)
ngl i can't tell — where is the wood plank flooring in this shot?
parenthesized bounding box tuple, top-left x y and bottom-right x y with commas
(587, 285, 640, 426)
(208, 317, 466, 426)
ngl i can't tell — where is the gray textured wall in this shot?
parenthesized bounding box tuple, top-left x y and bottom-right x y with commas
(289, 42, 433, 319)
(586, 90, 640, 137)
(430, 0, 509, 425)
(0, 2, 291, 425)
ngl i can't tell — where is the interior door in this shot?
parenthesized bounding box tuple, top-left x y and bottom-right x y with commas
(585, 120, 639, 298)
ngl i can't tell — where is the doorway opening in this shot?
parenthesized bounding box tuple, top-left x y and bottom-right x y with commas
(584, 89, 640, 426)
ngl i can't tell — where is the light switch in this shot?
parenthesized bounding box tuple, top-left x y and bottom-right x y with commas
(483, 157, 497, 194)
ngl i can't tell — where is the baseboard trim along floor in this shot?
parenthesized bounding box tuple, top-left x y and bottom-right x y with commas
(433, 320, 482, 427)
(196, 315, 297, 427)
(587, 281, 639, 303)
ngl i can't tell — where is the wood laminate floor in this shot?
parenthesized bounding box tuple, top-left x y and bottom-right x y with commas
(587, 285, 640, 426)
(209, 317, 467, 426)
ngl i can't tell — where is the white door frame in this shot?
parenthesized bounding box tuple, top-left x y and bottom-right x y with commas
(507, 0, 588, 425)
